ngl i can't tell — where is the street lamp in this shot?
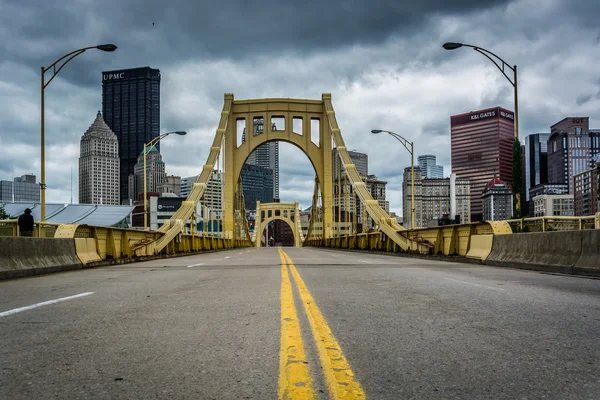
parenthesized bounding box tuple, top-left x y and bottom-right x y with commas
(371, 129, 415, 229)
(442, 42, 518, 139)
(143, 131, 187, 230)
(443, 41, 521, 215)
(40, 44, 117, 221)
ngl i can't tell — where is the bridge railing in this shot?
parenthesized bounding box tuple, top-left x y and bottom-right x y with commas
(0, 219, 252, 264)
(305, 212, 600, 258)
(0, 220, 61, 238)
(505, 215, 598, 232)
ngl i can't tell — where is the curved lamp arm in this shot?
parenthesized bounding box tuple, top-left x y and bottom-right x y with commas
(42, 44, 117, 89)
(443, 42, 515, 86)
(145, 131, 187, 153)
(371, 129, 413, 154)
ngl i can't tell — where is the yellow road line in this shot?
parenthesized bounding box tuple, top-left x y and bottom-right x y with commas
(278, 248, 315, 399)
(282, 250, 366, 399)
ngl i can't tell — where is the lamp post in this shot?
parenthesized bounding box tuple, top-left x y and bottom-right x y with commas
(40, 44, 117, 221)
(443, 41, 522, 215)
(371, 130, 415, 229)
(143, 131, 187, 230)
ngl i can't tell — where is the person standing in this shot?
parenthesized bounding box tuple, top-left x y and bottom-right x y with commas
(18, 208, 34, 237)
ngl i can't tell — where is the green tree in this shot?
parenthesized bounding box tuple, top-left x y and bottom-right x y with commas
(0, 205, 10, 220)
(512, 138, 524, 218)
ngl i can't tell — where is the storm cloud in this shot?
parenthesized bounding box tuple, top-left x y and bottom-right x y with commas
(1, 0, 599, 212)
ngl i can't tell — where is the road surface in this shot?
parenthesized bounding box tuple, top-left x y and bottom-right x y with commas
(1, 247, 599, 399)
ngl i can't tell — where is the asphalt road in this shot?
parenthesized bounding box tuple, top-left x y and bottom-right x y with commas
(1, 247, 599, 399)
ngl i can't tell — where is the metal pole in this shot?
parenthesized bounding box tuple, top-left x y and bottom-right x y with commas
(143, 144, 148, 230)
(513, 64, 521, 217)
(411, 142, 415, 229)
(40, 67, 46, 221)
(513, 65, 519, 141)
(337, 153, 341, 236)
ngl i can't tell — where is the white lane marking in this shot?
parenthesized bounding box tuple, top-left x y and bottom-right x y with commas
(358, 260, 371, 264)
(187, 263, 205, 268)
(443, 278, 505, 291)
(0, 292, 95, 318)
(224, 256, 231, 259)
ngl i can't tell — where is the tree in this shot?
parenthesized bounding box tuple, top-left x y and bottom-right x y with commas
(512, 138, 523, 218)
(0, 205, 10, 220)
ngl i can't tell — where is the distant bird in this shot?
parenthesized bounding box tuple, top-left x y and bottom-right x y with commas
(152, 23, 155, 26)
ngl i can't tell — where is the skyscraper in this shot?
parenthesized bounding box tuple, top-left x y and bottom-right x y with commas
(523, 133, 549, 216)
(241, 164, 274, 211)
(417, 154, 444, 179)
(242, 118, 279, 201)
(402, 167, 471, 228)
(102, 67, 161, 203)
(128, 146, 166, 201)
(450, 107, 515, 221)
(482, 177, 513, 221)
(333, 148, 368, 178)
(547, 117, 600, 193)
(79, 112, 120, 205)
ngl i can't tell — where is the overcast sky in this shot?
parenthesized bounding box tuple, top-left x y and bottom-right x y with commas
(1, 0, 599, 214)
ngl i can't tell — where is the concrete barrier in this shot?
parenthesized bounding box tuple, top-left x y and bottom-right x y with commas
(0, 237, 82, 280)
(466, 234, 494, 262)
(486, 231, 583, 274)
(573, 230, 600, 277)
(74, 238, 102, 265)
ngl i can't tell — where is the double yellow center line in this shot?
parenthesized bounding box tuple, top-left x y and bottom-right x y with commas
(278, 248, 366, 399)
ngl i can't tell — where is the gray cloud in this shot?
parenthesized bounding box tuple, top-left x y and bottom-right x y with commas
(2, 0, 600, 216)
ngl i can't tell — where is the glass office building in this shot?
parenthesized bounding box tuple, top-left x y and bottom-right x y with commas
(102, 67, 161, 203)
(451, 107, 515, 221)
(0, 175, 40, 203)
(241, 164, 274, 211)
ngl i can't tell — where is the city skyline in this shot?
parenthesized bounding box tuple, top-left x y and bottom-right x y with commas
(1, 1, 600, 215)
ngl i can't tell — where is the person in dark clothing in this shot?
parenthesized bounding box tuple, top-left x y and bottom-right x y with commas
(18, 208, 34, 237)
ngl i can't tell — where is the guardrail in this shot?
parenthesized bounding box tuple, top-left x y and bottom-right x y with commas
(505, 215, 599, 232)
(304, 221, 511, 257)
(0, 220, 252, 264)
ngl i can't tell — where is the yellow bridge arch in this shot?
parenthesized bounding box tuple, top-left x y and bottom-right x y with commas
(254, 201, 302, 247)
(134, 93, 432, 256)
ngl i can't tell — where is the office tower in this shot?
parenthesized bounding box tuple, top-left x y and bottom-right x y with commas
(402, 169, 472, 227)
(547, 117, 600, 193)
(102, 67, 161, 203)
(240, 164, 274, 211)
(523, 133, 549, 216)
(0, 174, 40, 203)
(573, 166, 599, 216)
(366, 175, 389, 213)
(333, 148, 368, 178)
(482, 177, 513, 221)
(417, 155, 444, 179)
(79, 112, 120, 205)
(128, 146, 166, 200)
(243, 118, 279, 200)
(158, 175, 181, 196)
(451, 107, 515, 221)
(403, 167, 470, 228)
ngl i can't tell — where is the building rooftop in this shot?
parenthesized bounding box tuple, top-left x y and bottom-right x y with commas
(484, 177, 509, 190)
(1, 202, 134, 227)
(81, 112, 117, 141)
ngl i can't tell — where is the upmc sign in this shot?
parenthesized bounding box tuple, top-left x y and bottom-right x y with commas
(451, 107, 515, 126)
(103, 72, 125, 81)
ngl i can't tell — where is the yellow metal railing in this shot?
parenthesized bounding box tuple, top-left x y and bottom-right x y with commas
(505, 215, 598, 232)
(0, 220, 252, 263)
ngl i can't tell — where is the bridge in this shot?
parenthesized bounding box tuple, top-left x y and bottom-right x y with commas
(1, 94, 600, 398)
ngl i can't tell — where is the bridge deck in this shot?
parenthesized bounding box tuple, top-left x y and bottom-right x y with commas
(1, 247, 599, 399)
